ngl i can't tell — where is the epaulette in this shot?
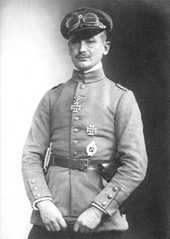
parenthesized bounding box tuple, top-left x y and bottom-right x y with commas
(115, 83, 128, 91)
(50, 83, 63, 90)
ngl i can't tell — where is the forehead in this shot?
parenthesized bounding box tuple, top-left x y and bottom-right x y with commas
(69, 31, 104, 42)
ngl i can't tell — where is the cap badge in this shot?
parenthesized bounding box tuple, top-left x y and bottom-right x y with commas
(86, 140, 97, 157)
(86, 125, 97, 136)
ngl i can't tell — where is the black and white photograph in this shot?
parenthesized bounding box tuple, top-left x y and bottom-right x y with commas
(1, 0, 170, 238)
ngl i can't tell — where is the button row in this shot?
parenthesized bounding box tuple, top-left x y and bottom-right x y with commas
(100, 186, 119, 207)
(29, 179, 41, 199)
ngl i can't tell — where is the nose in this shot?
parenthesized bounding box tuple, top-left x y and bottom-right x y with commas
(79, 41, 87, 53)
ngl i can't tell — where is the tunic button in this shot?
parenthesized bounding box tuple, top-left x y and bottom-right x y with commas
(107, 194, 113, 199)
(73, 140, 78, 144)
(74, 117, 79, 121)
(36, 193, 41, 197)
(74, 128, 79, 133)
(101, 201, 107, 206)
(80, 85, 85, 89)
(113, 186, 118, 192)
(30, 180, 35, 184)
(73, 151, 78, 156)
(33, 187, 38, 191)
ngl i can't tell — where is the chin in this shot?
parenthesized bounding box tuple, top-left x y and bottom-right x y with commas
(76, 64, 92, 72)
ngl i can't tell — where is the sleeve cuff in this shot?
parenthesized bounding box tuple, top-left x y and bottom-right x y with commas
(92, 182, 121, 216)
(32, 197, 53, 211)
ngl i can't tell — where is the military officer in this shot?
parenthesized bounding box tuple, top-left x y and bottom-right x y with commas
(22, 7, 148, 239)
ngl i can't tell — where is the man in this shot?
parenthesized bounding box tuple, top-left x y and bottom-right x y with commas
(22, 7, 148, 239)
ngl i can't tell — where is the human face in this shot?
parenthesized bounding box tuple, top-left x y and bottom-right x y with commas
(68, 32, 110, 72)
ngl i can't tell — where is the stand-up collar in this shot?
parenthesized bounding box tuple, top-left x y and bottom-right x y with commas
(71, 67, 105, 84)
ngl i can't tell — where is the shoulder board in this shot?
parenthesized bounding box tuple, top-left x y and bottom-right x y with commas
(50, 83, 63, 91)
(115, 83, 128, 91)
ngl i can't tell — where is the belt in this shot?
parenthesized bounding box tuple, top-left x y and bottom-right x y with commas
(49, 154, 109, 172)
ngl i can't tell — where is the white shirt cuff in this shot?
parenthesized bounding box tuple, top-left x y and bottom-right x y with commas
(32, 197, 53, 210)
(92, 202, 108, 214)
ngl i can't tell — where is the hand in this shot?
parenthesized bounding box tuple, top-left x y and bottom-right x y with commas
(73, 206, 103, 233)
(37, 200, 67, 232)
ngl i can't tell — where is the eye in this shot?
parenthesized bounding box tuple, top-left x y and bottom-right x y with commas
(86, 38, 96, 45)
(69, 39, 79, 45)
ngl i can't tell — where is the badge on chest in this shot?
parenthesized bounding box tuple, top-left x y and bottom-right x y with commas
(86, 140, 97, 157)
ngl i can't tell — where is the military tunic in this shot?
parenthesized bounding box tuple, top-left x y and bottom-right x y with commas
(22, 67, 147, 232)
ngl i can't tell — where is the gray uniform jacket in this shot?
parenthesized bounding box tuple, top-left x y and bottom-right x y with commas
(22, 67, 148, 232)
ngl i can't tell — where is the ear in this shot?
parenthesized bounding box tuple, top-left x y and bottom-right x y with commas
(68, 41, 71, 55)
(103, 41, 111, 55)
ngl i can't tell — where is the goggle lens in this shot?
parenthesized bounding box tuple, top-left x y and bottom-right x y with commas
(83, 13, 99, 24)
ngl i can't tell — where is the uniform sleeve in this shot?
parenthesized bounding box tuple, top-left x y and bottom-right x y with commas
(92, 90, 148, 216)
(22, 91, 53, 206)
